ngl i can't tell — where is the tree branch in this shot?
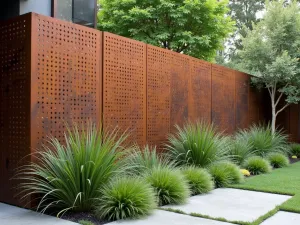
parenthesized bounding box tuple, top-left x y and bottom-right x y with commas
(275, 92, 284, 107)
(276, 103, 290, 116)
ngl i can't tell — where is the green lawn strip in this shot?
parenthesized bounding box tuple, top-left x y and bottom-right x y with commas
(231, 161, 300, 213)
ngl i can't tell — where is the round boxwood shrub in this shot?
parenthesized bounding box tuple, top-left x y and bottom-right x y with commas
(243, 156, 272, 175)
(181, 166, 214, 195)
(267, 153, 289, 168)
(209, 162, 244, 188)
(95, 177, 156, 221)
(145, 166, 190, 206)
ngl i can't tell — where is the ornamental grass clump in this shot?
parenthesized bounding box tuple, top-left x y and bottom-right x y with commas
(166, 121, 232, 168)
(95, 177, 156, 221)
(181, 166, 214, 195)
(16, 123, 128, 215)
(243, 156, 272, 175)
(209, 162, 244, 188)
(236, 125, 289, 157)
(267, 153, 289, 168)
(145, 166, 190, 206)
(290, 143, 300, 157)
(229, 136, 255, 165)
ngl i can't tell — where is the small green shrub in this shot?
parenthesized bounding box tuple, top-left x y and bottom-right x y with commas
(166, 121, 232, 168)
(145, 166, 190, 206)
(236, 125, 289, 157)
(209, 162, 244, 188)
(290, 143, 300, 157)
(95, 177, 156, 221)
(229, 136, 255, 165)
(124, 145, 174, 175)
(16, 123, 128, 215)
(79, 220, 95, 225)
(181, 166, 214, 195)
(267, 153, 289, 168)
(243, 156, 272, 175)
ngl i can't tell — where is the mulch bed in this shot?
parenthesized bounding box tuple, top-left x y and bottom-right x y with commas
(61, 212, 107, 225)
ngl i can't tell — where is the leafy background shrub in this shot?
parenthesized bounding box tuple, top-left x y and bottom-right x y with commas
(181, 166, 214, 195)
(290, 143, 300, 157)
(16, 124, 128, 215)
(209, 162, 244, 188)
(243, 156, 272, 175)
(267, 153, 289, 168)
(95, 177, 156, 221)
(166, 121, 232, 168)
(145, 166, 190, 206)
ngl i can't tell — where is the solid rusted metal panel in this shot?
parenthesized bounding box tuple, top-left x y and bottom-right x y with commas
(289, 104, 299, 142)
(189, 58, 212, 123)
(0, 14, 32, 206)
(103, 32, 147, 146)
(147, 45, 171, 147)
(30, 13, 102, 151)
(170, 53, 189, 130)
(249, 86, 261, 126)
(212, 65, 236, 134)
(235, 71, 249, 130)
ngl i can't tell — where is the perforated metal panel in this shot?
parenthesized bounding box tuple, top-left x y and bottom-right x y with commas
(0, 14, 31, 205)
(30, 14, 101, 150)
(170, 53, 189, 130)
(103, 32, 146, 146)
(235, 71, 249, 129)
(189, 58, 212, 123)
(212, 65, 235, 134)
(147, 45, 171, 147)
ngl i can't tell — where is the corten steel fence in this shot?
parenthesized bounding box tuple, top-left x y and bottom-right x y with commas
(0, 13, 275, 206)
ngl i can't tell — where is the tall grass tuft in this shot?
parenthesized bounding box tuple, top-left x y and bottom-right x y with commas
(166, 121, 232, 168)
(290, 143, 300, 157)
(95, 177, 156, 221)
(16, 123, 128, 215)
(229, 136, 255, 166)
(267, 153, 289, 168)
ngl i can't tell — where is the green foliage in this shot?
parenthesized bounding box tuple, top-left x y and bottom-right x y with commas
(267, 153, 289, 168)
(98, 0, 234, 61)
(229, 136, 255, 165)
(290, 143, 300, 157)
(243, 156, 272, 175)
(95, 177, 156, 221)
(181, 166, 214, 196)
(124, 145, 174, 175)
(145, 166, 190, 206)
(79, 220, 95, 225)
(209, 162, 244, 188)
(16, 123, 128, 215)
(236, 125, 289, 157)
(166, 121, 232, 168)
(239, 0, 300, 132)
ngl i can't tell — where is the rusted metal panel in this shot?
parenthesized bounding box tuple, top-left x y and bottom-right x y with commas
(170, 53, 189, 130)
(147, 45, 171, 147)
(0, 14, 32, 206)
(289, 104, 299, 142)
(249, 87, 261, 126)
(235, 71, 249, 130)
(189, 58, 212, 123)
(212, 65, 236, 134)
(30, 13, 102, 152)
(103, 32, 147, 146)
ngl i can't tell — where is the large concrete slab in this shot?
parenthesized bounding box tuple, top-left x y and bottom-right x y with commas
(0, 203, 78, 225)
(260, 211, 300, 225)
(162, 188, 291, 223)
(108, 210, 234, 225)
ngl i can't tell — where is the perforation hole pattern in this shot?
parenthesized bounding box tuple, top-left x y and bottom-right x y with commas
(33, 14, 101, 148)
(147, 46, 171, 147)
(0, 14, 31, 204)
(103, 33, 146, 146)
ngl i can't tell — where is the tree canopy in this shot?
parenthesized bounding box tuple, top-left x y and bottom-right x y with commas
(240, 0, 300, 133)
(97, 0, 234, 61)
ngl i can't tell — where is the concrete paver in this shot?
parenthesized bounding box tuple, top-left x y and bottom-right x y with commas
(107, 210, 234, 225)
(162, 188, 291, 223)
(260, 211, 300, 225)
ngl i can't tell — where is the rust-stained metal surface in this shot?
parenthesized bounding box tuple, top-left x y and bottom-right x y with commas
(289, 104, 299, 142)
(170, 53, 189, 131)
(30, 13, 101, 151)
(0, 14, 32, 206)
(189, 58, 212, 123)
(212, 65, 236, 134)
(147, 45, 171, 147)
(249, 87, 262, 126)
(103, 32, 147, 146)
(235, 71, 249, 130)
